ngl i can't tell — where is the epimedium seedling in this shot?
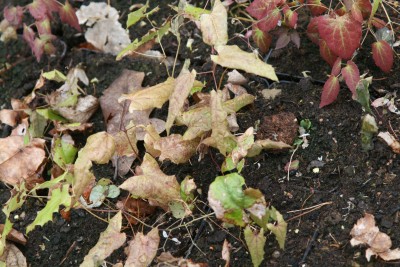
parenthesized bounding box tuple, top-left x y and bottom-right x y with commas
(1, 0, 81, 61)
(244, 0, 396, 107)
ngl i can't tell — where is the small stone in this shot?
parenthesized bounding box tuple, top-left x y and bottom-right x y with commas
(272, 250, 280, 258)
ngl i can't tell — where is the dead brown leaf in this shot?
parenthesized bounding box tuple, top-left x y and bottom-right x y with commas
(154, 134, 199, 164)
(222, 239, 231, 267)
(0, 136, 46, 186)
(0, 242, 27, 267)
(378, 132, 400, 154)
(116, 197, 156, 225)
(0, 225, 27, 245)
(156, 252, 208, 267)
(124, 228, 160, 267)
(52, 121, 93, 133)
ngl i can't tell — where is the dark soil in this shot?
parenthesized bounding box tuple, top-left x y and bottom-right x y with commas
(1, 1, 400, 267)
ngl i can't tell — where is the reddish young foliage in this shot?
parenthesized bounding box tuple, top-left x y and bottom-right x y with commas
(307, 0, 328, 16)
(331, 58, 342, 76)
(372, 40, 394, 73)
(341, 60, 360, 96)
(32, 38, 45, 61)
(282, 5, 298, 28)
(335, 6, 347, 16)
(306, 17, 320, 45)
(252, 26, 272, 53)
(4, 6, 24, 26)
(35, 18, 52, 36)
(246, 0, 280, 20)
(23, 24, 35, 46)
(59, 0, 81, 32)
(351, 3, 364, 23)
(42, 0, 60, 14)
(319, 40, 338, 67)
(355, 0, 372, 19)
(28, 0, 48, 20)
(371, 17, 387, 29)
(255, 7, 281, 33)
(320, 75, 340, 108)
(318, 13, 362, 59)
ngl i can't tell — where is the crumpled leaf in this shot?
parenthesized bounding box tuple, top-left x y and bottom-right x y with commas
(26, 184, 71, 233)
(52, 134, 78, 169)
(378, 132, 400, 154)
(202, 90, 237, 156)
(0, 136, 45, 186)
(350, 213, 400, 262)
(119, 154, 180, 210)
(208, 172, 262, 226)
(119, 78, 175, 112)
(153, 134, 199, 164)
(0, 242, 27, 267)
(247, 139, 292, 157)
(166, 63, 196, 134)
(200, 0, 227, 46)
(124, 228, 160, 267)
(211, 45, 278, 81)
(72, 132, 115, 203)
(244, 226, 265, 267)
(81, 211, 126, 267)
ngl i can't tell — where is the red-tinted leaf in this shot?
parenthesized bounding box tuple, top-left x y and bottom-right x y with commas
(355, 0, 372, 19)
(59, 0, 81, 32)
(290, 30, 300, 48)
(246, 0, 281, 19)
(351, 4, 364, 23)
(252, 26, 272, 53)
(32, 38, 45, 61)
(307, 0, 328, 16)
(42, 0, 60, 13)
(372, 40, 393, 73)
(341, 60, 360, 96)
(36, 18, 52, 36)
(331, 58, 342, 76)
(371, 17, 387, 29)
(28, 0, 48, 20)
(306, 17, 320, 45)
(23, 24, 36, 46)
(4, 6, 24, 26)
(319, 39, 338, 66)
(275, 29, 290, 50)
(282, 5, 298, 28)
(335, 6, 348, 16)
(320, 75, 340, 108)
(318, 13, 362, 59)
(256, 7, 281, 33)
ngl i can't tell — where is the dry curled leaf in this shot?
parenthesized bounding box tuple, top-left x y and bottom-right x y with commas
(0, 242, 27, 267)
(116, 198, 156, 225)
(378, 132, 400, 154)
(0, 136, 45, 186)
(153, 134, 199, 164)
(0, 225, 27, 245)
(200, 0, 227, 46)
(124, 228, 160, 267)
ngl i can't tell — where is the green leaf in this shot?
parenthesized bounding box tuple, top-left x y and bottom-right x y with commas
(36, 108, 67, 122)
(371, 0, 381, 19)
(28, 110, 47, 138)
(244, 226, 266, 267)
(267, 207, 287, 249)
(26, 184, 71, 234)
(127, 4, 159, 28)
(52, 135, 78, 168)
(207, 173, 259, 226)
(42, 69, 67, 82)
(356, 77, 372, 113)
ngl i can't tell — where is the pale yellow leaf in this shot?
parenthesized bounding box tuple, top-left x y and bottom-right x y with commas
(124, 228, 160, 267)
(81, 211, 126, 267)
(211, 45, 278, 81)
(0, 242, 27, 267)
(200, 0, 227, 46)
(154, 134, 199, 164)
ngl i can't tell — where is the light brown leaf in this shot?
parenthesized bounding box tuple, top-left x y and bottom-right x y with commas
(143, 124, 161, 158)
(116, 198, 156, 225)
(166, 66, 196, 134)
(0, 225, 27, 245)
(154, 134, 199, 164)
(156, 252, 207, 267)
(378, 132, 400, 154)
(0, 242, 27, 267)
(211, 45, 278, 81)
(119, 154, 180, 210)
(227, 70, 247, 85)
(222, 239, 231, 267)
(247, 139, 292, 157)
(81, 211, 126, 267)
(0, 136, 45, 186)
(200, 0, 227, 46)
(119, 78, 175, 112)
(0, 110, 19, 127)
(124, 228, 160, 267)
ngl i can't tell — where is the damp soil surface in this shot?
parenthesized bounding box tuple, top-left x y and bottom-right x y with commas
(1, 1, 400, 266)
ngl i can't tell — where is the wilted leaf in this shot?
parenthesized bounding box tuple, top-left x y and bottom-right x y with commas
(208, 173, 261, 226)
(355, 77, 372, 112)
(127, 4, 159, 28)
(0, 137, 45, 186)
(166, 64, 196, 134)
(154, 134, 199, 164)
(212, 45, 278, 81)
(341, 60, 360, 96)
(116, 197, 156, 225)
(247, 139, 292, 157)
(26, 184, 71, 233)
(267, 207, 287, 249)
(200, 0, 227, 46)
(125, 228, 160, 267)
(372, 40, 393, 73)
(0, 242, 27, 267)
(81, 211, 126, 267)
(119, 154, 180, 210)
(72, 132, 115, 203)
(318, 14, 362, 59)
(244, 226, 265, 267)
(119, 78, 175, 112)
(319, 75, 340, 108)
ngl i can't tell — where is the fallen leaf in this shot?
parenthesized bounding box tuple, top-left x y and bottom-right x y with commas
(200, 0, 227, 46)
(156, 252, 207, 267)
(53, 121, 93, 133)
(211, 45, 278, 81)
(0, 225, 26, 245)
(0, 136, 46, 186)
(261, 88, 281, 100)
(124, 228, 160, 267)
(119, 154, 180, 210)
(227, 70, 247, 85)
(154, 134, 199, 164)
(247, 139, 292, 157)
(222, 239, 231, 267)
(378, 132, 400, 154)
(244, 226, 265, 267)
(81, 211, 126, 267)
(0, 242, 27, 267)
(116, 198, 156, 225)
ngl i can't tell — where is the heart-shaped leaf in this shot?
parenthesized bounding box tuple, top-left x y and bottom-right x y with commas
(372, 40, 393, 73)
(319, 75, 340, 108)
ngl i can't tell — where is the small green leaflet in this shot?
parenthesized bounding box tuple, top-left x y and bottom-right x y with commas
(36, 109, 67, 122)
(126, 3, 159, 28)
(52, 135, 78, 169)
(267, 206, 287, 249)
(42, 69, 67, 82)
(26, 184, 72, 234)
(356, 77, 372, 113)
(244, 226, 266, 267)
